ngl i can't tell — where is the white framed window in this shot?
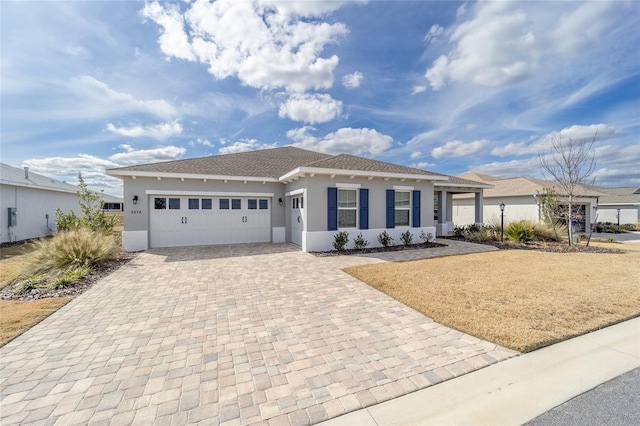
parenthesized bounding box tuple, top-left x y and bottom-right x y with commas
(395, 191, 410, 226)
(338, 189, 357, 228)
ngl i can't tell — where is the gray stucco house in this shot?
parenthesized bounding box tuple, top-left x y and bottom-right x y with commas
(107, 147, 486, 252)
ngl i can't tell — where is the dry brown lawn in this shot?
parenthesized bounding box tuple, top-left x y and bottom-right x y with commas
(344, 246, 640, 352)
(0, 298, 72, 346)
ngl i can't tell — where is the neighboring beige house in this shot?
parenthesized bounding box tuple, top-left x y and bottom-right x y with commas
(0, 163, 79, 243)
(596, 187, 640, 225)
(452, 173, 605, 232)
(107, 147, 488, 252)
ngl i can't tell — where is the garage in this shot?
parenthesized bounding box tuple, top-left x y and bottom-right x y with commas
(149, 194, 271, 248)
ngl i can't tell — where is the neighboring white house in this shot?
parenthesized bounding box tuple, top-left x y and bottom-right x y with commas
(107, 147, 488, 252)
(101, 194, 124, 212)
(596, 187, 640, 225)
(452, 173, 605, 232)
(0, 163, 80, 244)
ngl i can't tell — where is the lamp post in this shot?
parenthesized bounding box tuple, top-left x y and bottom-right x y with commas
(617, 208, 621, 232)
(500, 202, 505, 242)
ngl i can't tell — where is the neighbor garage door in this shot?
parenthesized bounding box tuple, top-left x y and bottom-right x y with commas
(150, 195, 271, 248)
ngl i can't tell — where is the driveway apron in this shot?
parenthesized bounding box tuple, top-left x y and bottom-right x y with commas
(1, 243, 515, 425)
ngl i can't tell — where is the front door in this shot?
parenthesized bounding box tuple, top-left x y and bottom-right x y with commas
(290, 195, 304, 246)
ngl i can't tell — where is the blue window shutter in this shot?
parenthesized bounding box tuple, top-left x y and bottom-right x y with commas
(327, 187, 338, 231)
(412, 190, 421, 228)
(359, 188, 369, 230)
(386, 189, 395, 228)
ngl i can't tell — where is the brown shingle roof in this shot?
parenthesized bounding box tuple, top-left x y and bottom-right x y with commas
(597, 187, 640, 205)
(301, 154, 443, 177)
(108, 147, 331, 179)
(459, 173, 605, 197)
(109, 147, 453, 180)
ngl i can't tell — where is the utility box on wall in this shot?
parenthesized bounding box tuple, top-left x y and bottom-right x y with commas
(8, 208, 17, 227)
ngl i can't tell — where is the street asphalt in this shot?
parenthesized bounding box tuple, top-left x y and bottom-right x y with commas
(526, 367, 640, 426)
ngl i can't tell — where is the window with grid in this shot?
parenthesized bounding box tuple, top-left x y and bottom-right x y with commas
(338, 189, 357, 228)
(394, 191, 410, 226)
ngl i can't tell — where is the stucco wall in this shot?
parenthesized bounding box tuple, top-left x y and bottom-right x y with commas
(121, 176, 286, 231)
(300, 175, 435, 232)
(0, 184, 78, 243)
(597, 205, 639, 224)
(453, 195, 599, 228)
(298, 176, 436, 251)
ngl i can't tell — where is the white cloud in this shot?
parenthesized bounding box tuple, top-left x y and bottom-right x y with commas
(278, 93, 342, 124)
(425, 2, 535, 90)
(109, 146, 186, 164)
(424, 24, 444, 43)
(22, 154, 122, 191)
(410, 151, 422, 159)
(424, 1, 621, 91)
(470, 156, 542, 178)
(410, 162, 436, 170)
(432, 139, 491, 159)
(411, 85, 427, 95)
(217, 139, 278, 154)
(192, 138, 213, 147)
(258, 0, 368, 17)
(551, 2, 619, 54)
(472, 141, 640, 187)
(342, 72, 363, 89)
(142, 0, 355, 93)
(492, 124, 624, 157)
(68, 76, 177, 119)
(106, 121, 183, 140)
(288, 126, 393, 156)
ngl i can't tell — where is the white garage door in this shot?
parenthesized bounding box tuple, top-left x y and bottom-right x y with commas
(150, 195, 271, 248)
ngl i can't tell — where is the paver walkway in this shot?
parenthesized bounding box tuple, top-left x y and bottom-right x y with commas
(1, 241, 515, 425)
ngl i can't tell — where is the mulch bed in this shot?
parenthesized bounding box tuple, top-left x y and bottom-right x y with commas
(0, 253, 136, 301)
(454, 238, 625, 254)
(311, 241, 447, 257)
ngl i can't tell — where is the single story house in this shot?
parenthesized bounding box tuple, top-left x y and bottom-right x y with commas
(595, 187, 640, 225)
(0, 163, 79, 244)
(101, 194, 124, 212)
(106, 147, 488, 252)
(452, 173, 605, 232)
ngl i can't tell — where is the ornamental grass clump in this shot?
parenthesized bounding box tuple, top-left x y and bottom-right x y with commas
(30, 228, 119, 274)
(16, 228, 120, 292)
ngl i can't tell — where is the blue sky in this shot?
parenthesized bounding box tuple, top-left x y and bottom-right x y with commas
(2, 0, 639, 196)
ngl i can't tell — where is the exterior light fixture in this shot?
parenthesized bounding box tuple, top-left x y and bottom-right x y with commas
(499, 202, 506, 242)
(279, 198, 283, 205)
(133, 195, 139, 205)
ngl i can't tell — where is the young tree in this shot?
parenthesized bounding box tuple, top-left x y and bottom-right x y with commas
(56, 173, 116, 233)
(539, 133, 597, 245)
(537, 187, 562, 241)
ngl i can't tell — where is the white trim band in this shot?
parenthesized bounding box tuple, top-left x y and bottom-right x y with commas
(145, 190, 274, 197)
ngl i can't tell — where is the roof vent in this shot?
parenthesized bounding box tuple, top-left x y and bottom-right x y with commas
(24, 167, 29, 180)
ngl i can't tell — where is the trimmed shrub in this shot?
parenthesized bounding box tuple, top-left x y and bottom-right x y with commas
(377, 230, 394, 248)
(504, 222, 534, 243)
(333, 231, 349, 252)
(353, 233, 370, 250)
(400, 230, 413, 246)
(419, 230, 434, 243)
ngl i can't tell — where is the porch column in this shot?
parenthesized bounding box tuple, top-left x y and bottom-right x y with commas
(436, 190, 453, 236)
(474, 191, 484, 225)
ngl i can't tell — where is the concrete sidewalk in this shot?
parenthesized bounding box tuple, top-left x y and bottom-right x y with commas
(320, 317, 640, 425)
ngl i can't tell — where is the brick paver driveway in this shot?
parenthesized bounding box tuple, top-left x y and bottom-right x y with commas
(1, 243, 515, 425)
